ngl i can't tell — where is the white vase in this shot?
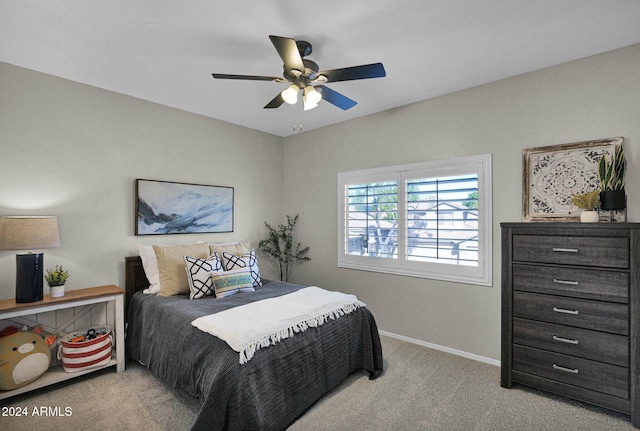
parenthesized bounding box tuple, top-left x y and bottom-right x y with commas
(50, 284, 65, 298)
(580, 211, 599, 223)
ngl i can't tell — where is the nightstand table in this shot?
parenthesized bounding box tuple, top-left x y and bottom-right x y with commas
(0, 285, 125, 400)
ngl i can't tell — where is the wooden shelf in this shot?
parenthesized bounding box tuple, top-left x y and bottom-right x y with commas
(0, 285, 124, 316)
(0, 358, 117, 400)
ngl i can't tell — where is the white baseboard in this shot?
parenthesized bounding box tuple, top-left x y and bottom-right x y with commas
(378, 330, 500, 367)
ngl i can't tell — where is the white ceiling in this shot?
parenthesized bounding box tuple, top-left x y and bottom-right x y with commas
(2, 1, 640, 137)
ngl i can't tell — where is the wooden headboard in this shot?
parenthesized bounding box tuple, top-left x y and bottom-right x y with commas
(125, 256, 149, 317)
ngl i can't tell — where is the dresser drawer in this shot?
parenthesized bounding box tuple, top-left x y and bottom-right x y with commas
(513, 264, 628, 303)
(513, 318, 628, 367)
(513, 345, 628, 399)
(512, 235, 628, 269)
(513, 291, 629, 335)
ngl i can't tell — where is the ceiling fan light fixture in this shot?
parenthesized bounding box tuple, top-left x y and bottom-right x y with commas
(281, 84, 299, 104)
(303, 85, 321, 110)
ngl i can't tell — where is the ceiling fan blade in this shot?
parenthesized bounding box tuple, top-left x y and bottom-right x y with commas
(316, 85, 357, 110)
(264, 92, 285, 109)
(212, 73, 283, 82)
(317, 63, 386, 83)
(269, 35, 305, 73)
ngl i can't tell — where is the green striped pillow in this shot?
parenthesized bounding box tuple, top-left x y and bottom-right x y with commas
(211, 268, 255, 298)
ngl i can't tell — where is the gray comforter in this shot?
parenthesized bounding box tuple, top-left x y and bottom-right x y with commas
(126, 280, 383, 431)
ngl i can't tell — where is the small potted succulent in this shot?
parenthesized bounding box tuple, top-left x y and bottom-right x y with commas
(571, 190, 600, 223)
(45, 265, 69, 298)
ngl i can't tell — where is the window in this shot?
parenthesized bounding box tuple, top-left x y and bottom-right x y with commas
(338, 154, 492, 286)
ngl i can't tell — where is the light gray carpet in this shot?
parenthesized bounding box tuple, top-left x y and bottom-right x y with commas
(1, 335, 635, 431)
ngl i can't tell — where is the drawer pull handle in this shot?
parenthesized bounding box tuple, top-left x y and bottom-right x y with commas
(553, 307, 579, 315)
(553, 364, 579, 374)
(553, 279, 579, 286)
(553, 335, 579, 345)
(552, 248, 579, 253)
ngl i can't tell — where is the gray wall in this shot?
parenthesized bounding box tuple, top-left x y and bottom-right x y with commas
(1, 44, 639, 362)
(282, 44, 640, 362)
(0, 62, 285, 296)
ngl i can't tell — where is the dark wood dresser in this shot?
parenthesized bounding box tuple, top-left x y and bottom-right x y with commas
(501, 223, 640, 427)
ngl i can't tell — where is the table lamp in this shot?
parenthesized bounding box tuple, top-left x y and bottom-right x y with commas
(0, 216, 61, 303)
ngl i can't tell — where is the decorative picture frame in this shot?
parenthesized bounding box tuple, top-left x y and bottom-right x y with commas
(135, 179, 234, 235)
(522, 137, 623, 222)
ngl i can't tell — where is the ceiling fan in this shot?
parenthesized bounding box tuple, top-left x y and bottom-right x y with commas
(212, 35, 386, 111)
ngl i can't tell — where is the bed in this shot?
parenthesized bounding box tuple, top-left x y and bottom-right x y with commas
(124, 255, 383, 431)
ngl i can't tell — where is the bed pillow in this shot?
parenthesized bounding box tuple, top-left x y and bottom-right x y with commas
(139, 245, 161, 294)
(184, 254, 224, 300)
(211, 268, 255, 298)
(222, 249, 262, 288)
(154, 243, 209, 296)
(209, 242, 250, 259)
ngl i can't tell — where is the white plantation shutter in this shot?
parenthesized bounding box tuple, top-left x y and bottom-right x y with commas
(338, 154, 492, 286)
(345, 181, 398, 259)
(405, 175, 478, 266)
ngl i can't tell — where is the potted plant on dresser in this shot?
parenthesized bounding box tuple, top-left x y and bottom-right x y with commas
(45, 265, 69, 298)
(598, 141, 626, 212)
(571, 190, 600, 223)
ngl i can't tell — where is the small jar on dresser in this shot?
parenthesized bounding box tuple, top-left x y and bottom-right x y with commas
(501, 222, 640, 428)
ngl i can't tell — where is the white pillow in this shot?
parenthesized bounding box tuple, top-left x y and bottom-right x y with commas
(184, 254, 224, 300)
(222, 249, 262, 288)
(139, 245, 161, 294)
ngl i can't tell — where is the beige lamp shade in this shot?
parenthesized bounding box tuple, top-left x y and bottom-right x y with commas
(0, 216, 61, 250)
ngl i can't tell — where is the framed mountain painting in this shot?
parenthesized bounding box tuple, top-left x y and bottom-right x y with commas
(135, 179, 234, 235)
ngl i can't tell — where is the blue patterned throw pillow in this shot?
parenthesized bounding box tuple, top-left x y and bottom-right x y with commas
(211, 268, 255, 298)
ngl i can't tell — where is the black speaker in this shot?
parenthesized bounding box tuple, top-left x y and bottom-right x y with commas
(15, 252, 44, 303)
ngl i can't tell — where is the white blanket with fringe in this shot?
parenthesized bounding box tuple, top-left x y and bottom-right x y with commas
(191, 286, 366, 364)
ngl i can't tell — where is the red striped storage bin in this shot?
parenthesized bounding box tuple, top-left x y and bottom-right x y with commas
(57, 327, 112, 372)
